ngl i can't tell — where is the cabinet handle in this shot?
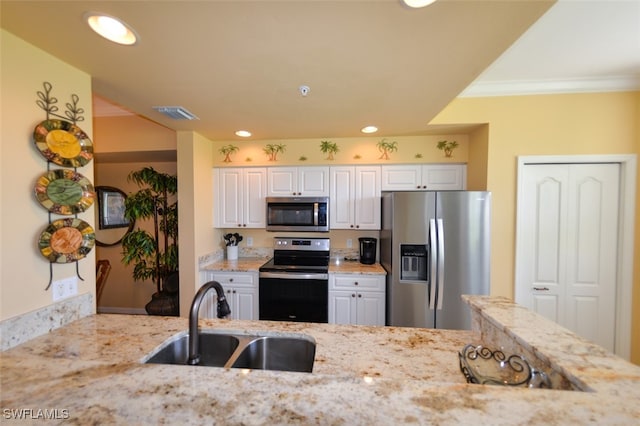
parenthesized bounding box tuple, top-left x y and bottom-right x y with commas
(232, 290, 237, 294)
(354, 281, 358, 286)
(422, 185, 427, 189)
(351, 294, 356, 298)
(533, 286, 550, 291)
(350, 224, 354, 228)
(358, 294, 362, 298)
(229, 278, 233, 282)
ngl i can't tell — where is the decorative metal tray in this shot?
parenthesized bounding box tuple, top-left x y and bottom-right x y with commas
(458, 344, 550, 388)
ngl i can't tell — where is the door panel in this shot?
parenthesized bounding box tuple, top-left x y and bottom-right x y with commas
(517, 167, 566, 315)
(564, 164, 619, 350)
(516, 163, 619, 352)
(532, 294, 559, 323)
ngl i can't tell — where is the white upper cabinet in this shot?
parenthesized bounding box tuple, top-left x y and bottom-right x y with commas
(214, 167, 267, 228)
(330, 166, 381, 230)
(381, 164, 466, 191)
(267, 167, 329, 197)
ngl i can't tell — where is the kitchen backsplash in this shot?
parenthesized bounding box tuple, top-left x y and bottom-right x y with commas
(0, 292, 93, 351)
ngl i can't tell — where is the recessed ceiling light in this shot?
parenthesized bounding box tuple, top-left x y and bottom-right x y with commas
(85, 12, 138, 45)
(235, 130, 252, 138)
(402, 0, 437, 8)
(361, 126, 378, 134)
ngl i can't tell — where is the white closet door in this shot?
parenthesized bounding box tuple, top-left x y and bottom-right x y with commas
(564, 164, 619, 351)
(516, 163, 620, 352)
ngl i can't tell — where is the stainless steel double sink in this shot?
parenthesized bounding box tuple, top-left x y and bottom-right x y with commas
(144, 330, 316, 373)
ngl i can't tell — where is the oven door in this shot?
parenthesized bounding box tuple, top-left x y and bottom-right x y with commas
(259, 271, 328, 323)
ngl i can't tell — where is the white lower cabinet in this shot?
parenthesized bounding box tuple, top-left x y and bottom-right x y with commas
(329, 274, 385, 326)
(203, 271, 258, 320)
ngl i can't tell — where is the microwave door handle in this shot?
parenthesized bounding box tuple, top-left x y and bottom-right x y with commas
(429, 219, 437, 310)
(313, 202, 319, 226)
(436, 218, 445, 311)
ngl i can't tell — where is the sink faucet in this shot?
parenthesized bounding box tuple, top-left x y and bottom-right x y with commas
(187, 281, 231, 365)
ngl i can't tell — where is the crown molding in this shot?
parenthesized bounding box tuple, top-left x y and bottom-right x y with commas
(458, 75, 640, 98)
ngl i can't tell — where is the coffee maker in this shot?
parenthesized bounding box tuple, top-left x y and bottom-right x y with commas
(358, 237, 377, 265)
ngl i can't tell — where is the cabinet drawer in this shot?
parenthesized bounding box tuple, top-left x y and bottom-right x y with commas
(330, 274, 385, 291)
(209, 273, 255, 287)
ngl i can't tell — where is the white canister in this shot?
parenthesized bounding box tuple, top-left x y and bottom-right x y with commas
(227, 245, 238, 260)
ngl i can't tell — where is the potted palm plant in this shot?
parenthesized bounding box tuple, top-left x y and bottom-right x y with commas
(121, 167, 179, 316)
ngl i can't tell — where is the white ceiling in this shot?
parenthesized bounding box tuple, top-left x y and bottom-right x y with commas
(2, 0, 639, 142)
(463, 0, 640, 97)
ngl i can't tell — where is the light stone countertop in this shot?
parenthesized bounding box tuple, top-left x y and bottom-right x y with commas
(1, 297, 639, 424)
(202, 257, 387, 275)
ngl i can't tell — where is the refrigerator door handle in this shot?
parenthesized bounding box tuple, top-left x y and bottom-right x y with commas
(436, 218, 445, 310)
(429, 219, 437, 310)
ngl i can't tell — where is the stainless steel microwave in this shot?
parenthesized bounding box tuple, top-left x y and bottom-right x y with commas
(266, 197, 329, 232)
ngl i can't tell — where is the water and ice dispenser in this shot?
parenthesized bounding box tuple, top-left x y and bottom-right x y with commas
(399, 244, 428, 281)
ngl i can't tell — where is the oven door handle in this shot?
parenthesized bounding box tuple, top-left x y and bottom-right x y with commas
(259, 271, 328, 280)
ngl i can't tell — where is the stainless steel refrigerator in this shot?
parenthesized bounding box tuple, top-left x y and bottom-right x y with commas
(380, 191, 491, 329)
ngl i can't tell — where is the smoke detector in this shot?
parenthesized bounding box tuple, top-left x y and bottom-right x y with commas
(153, 106, 199, 120)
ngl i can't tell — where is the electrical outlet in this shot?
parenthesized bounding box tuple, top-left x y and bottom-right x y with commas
(247, 237, 253, 247)
(52, 277, 78, 301)
(346, 239, 353, 248)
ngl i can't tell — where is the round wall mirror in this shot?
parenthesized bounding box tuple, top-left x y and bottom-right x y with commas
(94, 186, 134, 247)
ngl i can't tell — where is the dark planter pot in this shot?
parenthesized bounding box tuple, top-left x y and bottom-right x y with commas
(145, 291, 179, 316)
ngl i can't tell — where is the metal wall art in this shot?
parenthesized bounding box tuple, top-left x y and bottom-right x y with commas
(33, 82, 95, 290)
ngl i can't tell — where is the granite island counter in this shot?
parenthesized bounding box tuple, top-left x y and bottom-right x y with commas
(1, 296, 639, 425)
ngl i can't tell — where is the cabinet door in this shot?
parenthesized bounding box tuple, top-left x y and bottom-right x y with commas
(329, 167, 355, 229)
(267, 167, 297, 196)
(422, 164, 466, 190)
(298, 167, 329, 196)
(243, 168, 267, 228)
(328, 290, 356, 325)
(381, 165, 421, 190)
(216, 168, 243, 228)
(356, 292, 386, 326)
(234, 287, 258, 320)
(354, 166, 381, 230)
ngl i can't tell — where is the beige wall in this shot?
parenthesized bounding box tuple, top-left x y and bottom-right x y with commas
(94, 162, 177, 311)
(93, 115, 175, 154)
(92, 112, 178, 312)
(210, 135, 469, 167)
(177, 131, 218, 316)
(0, 30, 95, 321)
(431, 91, 640, 364)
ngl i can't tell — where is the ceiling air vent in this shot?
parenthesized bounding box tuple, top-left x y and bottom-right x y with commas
(152, 106, 199, 120)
